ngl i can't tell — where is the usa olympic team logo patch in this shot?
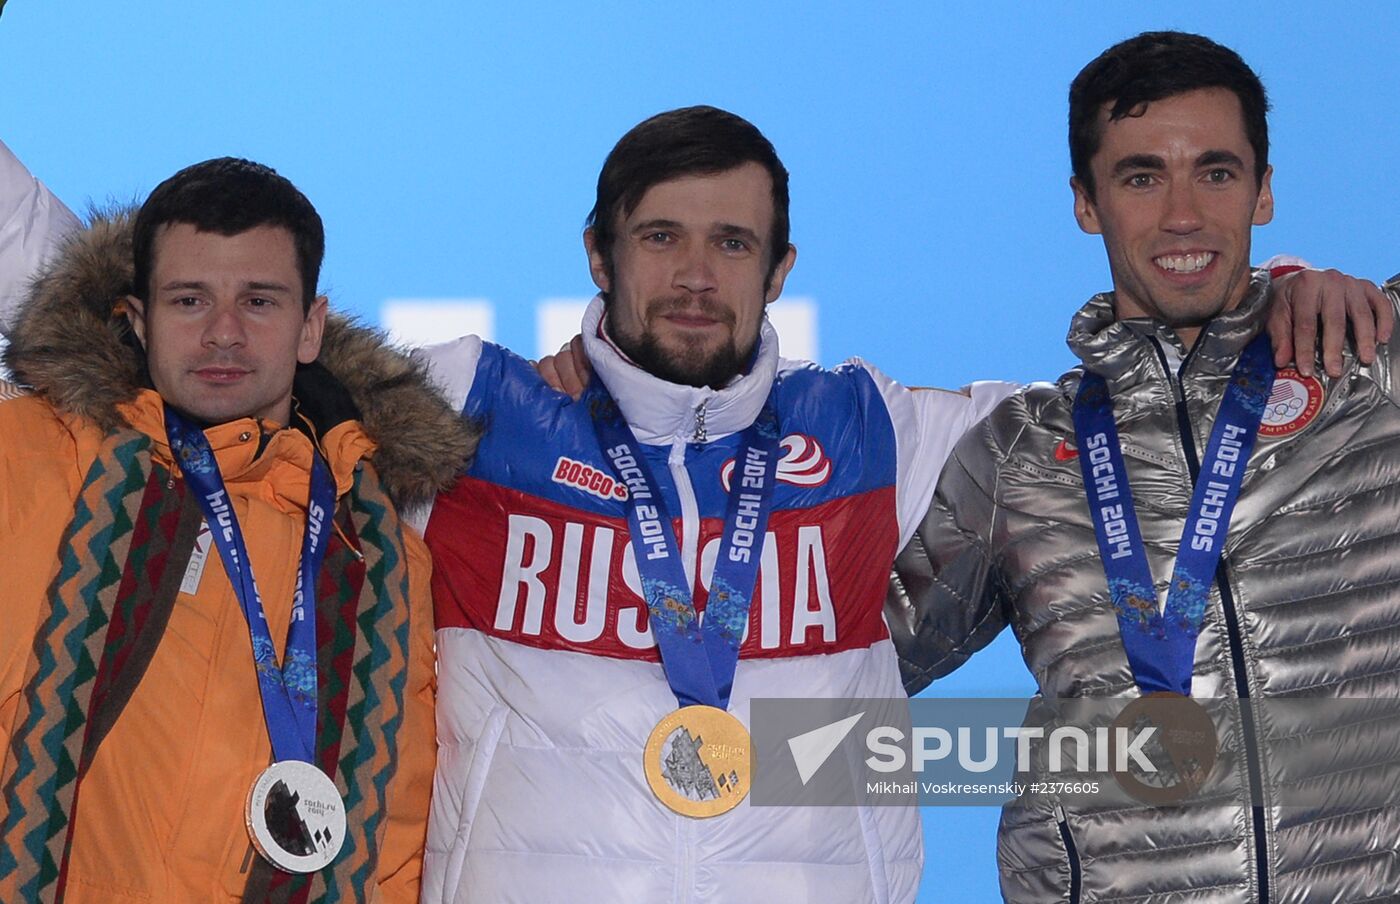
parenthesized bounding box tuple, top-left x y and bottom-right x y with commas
(1258, 368, 1324, 438)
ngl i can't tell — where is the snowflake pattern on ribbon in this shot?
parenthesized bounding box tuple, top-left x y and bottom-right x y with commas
(1166, 571, 1212, 633)
(170, 431, 216, 475)
(704, 576, 751, 651)
(252, 626, 318, 707)
(1230, 350, 1274, 418)
(281, 647, 319, 704)
(252, 635, 282, 684)
(643, 576, 703, 640)
(1108, 576, 1159, 632)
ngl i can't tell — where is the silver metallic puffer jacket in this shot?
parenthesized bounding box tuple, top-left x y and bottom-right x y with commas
(888, 271, 1400, 903)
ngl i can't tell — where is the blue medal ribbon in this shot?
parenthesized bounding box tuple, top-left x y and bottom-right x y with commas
(165, 406, 336, 763)
(1071, 334, 1274, 697)
(587, 381, 780, 710)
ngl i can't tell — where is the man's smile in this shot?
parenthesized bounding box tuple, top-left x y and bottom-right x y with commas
(1153, 250, 1217, 274)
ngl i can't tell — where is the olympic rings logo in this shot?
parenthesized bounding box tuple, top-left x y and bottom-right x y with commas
(1266, 395, 1305, 423)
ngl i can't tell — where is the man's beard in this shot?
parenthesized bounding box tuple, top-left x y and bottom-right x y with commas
(605, 295, 751, 390)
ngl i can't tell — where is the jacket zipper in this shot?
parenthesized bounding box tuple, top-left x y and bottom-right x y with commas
(1150, 338, 1271, 903)
(1054, 804, 1082, 904)
(668, 439, 701, 590)
(663, 400, 709, 589)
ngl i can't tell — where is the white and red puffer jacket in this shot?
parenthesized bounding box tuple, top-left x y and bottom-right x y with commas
(412, 298, 1014, 904)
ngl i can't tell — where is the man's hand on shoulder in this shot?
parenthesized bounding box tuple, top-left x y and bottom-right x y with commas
(1267, 267, 1394, 378)
(536, 334, 590, 399)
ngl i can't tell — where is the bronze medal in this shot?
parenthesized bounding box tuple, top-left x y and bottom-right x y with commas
(1110, 692, 1219, 805)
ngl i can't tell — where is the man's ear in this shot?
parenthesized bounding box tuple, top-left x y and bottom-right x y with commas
(1252, 164, 1275, 227)
(764, 243, 798, 304)
(297, 295, 329, 365)
(125, 295, 149, 348)
(1071, 177, 1103, 236)
(583, 228, 611, 294)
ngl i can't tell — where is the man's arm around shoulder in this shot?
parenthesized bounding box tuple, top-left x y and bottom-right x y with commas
(886, 400, 1013, 696)
(0, 139, 80, 335)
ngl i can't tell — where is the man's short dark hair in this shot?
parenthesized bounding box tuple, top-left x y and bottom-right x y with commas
(1069, 31, 1270, 200)
(131, 157, 325, 310)
(586, 105, 791, 284)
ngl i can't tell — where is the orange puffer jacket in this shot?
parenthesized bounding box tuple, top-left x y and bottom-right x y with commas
(0, 214, 477, 903)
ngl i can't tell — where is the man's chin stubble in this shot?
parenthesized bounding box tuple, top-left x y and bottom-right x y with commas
(605, 304, 750, 390)
(615, 330, 746, 391)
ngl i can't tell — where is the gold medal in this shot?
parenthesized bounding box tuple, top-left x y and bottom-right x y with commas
(644, 705, 752, 818)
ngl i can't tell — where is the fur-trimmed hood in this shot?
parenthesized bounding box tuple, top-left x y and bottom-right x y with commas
(1, 210, 478, 510)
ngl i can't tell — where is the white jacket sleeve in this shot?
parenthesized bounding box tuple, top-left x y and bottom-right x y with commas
(402, 334, 486, 533)
(0, 140, 81, 335)
(857, 358, 1019, 551)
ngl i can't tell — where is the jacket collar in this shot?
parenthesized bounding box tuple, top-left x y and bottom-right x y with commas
(581, 296, 779, 446)
(1066, 269, 1272, 387)
(2, 211, 476, 510)
(116, 388, 372, 509)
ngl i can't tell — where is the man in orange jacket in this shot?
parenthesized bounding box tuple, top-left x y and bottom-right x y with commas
(0, 157, 472, 902)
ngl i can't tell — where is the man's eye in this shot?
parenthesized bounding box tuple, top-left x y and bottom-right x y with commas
(174, 296, 202, 306)
(1126, 173, 1156, 188)
(248, 296, 274, 307)
(643, 232, 673, 245)
(1204, 168, 1234, 184)
(720, 238, 749, 253)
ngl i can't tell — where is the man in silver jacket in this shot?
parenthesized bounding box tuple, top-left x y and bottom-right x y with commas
(890, 31, 1400, 903)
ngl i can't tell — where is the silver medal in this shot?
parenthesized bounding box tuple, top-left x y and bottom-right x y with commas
(245, 760, 346, 873)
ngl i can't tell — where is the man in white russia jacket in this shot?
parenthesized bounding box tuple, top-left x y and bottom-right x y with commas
(411, 105, 1017, 903)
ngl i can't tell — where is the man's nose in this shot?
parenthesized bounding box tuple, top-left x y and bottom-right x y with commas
(1160, 180, 1205, 235)
(673, 244, 718, 295)
(202, 303, 248, 348)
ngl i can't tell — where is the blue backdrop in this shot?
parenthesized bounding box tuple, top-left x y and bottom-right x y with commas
(4, 2, 1396, 899)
